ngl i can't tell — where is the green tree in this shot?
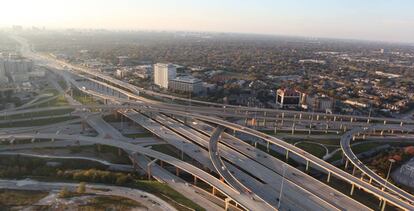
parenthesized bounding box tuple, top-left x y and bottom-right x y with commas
(58, 187, 70, 198)
(77, 182, 86, 194)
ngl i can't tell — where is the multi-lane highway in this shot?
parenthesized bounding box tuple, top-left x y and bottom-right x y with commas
(4, 35, 414, 211)
(341, 125, 414, 207)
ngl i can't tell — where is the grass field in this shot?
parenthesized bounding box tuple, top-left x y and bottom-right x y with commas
(124, 133, 153, 138)
(0, 189, 48, 208)
(0, 116, 78, 128)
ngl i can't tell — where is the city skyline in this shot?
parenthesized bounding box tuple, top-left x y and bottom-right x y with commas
(1, 0, 414, 43)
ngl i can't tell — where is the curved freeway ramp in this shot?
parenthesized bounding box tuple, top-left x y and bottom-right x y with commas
(209, 126, 252, 195)
(0, 133, 272, 211)
(341, 125, 414, 205)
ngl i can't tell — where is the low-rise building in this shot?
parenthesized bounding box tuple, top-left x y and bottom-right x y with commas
(301, 94, 334, 113)
(169, 76, 202, 94)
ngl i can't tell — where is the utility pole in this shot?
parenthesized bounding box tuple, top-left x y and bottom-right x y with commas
(278, 164, 287, 209)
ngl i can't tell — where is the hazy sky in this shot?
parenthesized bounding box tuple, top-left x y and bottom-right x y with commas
(2, 0, 414, 42)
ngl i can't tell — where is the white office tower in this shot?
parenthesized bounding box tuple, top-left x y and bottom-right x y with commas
(154, 63, 176, 88)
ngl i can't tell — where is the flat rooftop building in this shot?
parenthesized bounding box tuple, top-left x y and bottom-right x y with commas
(169, 76, 202, 94)
(276, 88, 301, 108)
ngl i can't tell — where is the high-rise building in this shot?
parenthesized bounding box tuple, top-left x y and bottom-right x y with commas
(154, 63, 176, 89)
(276, 88, 301, 108)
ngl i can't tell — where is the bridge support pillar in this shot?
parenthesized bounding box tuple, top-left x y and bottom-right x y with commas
(160, 161, 164, 168)
(97, 144, 101, 152)
(225, 198, 231, 211)
(291, 123, 295, 135)
(316, 115, 320, 121)
(381, 200, 387, 211)
(325, 124, 329, 133)
(266, 141, 270, 152)
(212, 187, 217, 195)
(350, 117, 353, 123)
(400, 121, 403, 126)
(285, 150, 289, 161)
(118, 148, 122, 156)
(333, 116, 337, 122)
(193, 176, 198, 185)
(254, 142, 257, 148)
(175, 167, 180, 176)
(147, 166, 152, 180)
(327, 172, 331, 183)
(306, 160, 310, 172)
(380, 130, 384, 136)
(299, 113, 302, 120)
(383, 120, 387, 125)
(352, 165, 356, 176)
(81, 121, 86, 132)
(281, 113, 284, 126)
(345, 159, 349, 169)
(369, 177, 373, 184)
(350, 183, 355, 195)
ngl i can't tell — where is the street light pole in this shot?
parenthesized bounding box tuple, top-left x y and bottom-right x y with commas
(385, 158, 395, 187)
(278, 164, 287, 209)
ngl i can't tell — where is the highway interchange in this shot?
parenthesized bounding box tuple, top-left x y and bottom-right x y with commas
(0, 35, 413, 210)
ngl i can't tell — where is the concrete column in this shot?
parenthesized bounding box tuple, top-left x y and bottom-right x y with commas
(345, 159, 349, 169)
(352, 165, 356, 176)
(254, 142, 257, 148)
(118, 148, 122, 156)
(285, 150, 289, 161)
(400, 122, 403, 126)
(281, 113, 285, 126)
(175, 167, 180, 176)
(225, 198, 231, 211)
(383, 120, 387, 125)
(333, 116, 337, 122)
(327, 172, 331, 183)
(266, 141, 270, 152)
(306, 160, 310, 172)
(193, 176, 198, 185)
(316, 115, 320, 121)
(350, 117, 353, 123)
(381, 200, 387, 211)
(212, 187, 217, 195)
(291, 123, 295, 135)
(350, 183, 355, 195)
(147, 165, 152, 180)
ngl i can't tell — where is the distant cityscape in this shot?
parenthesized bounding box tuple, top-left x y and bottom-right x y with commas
(3, 28, 412, 117)
(0, 26, 414, 211)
